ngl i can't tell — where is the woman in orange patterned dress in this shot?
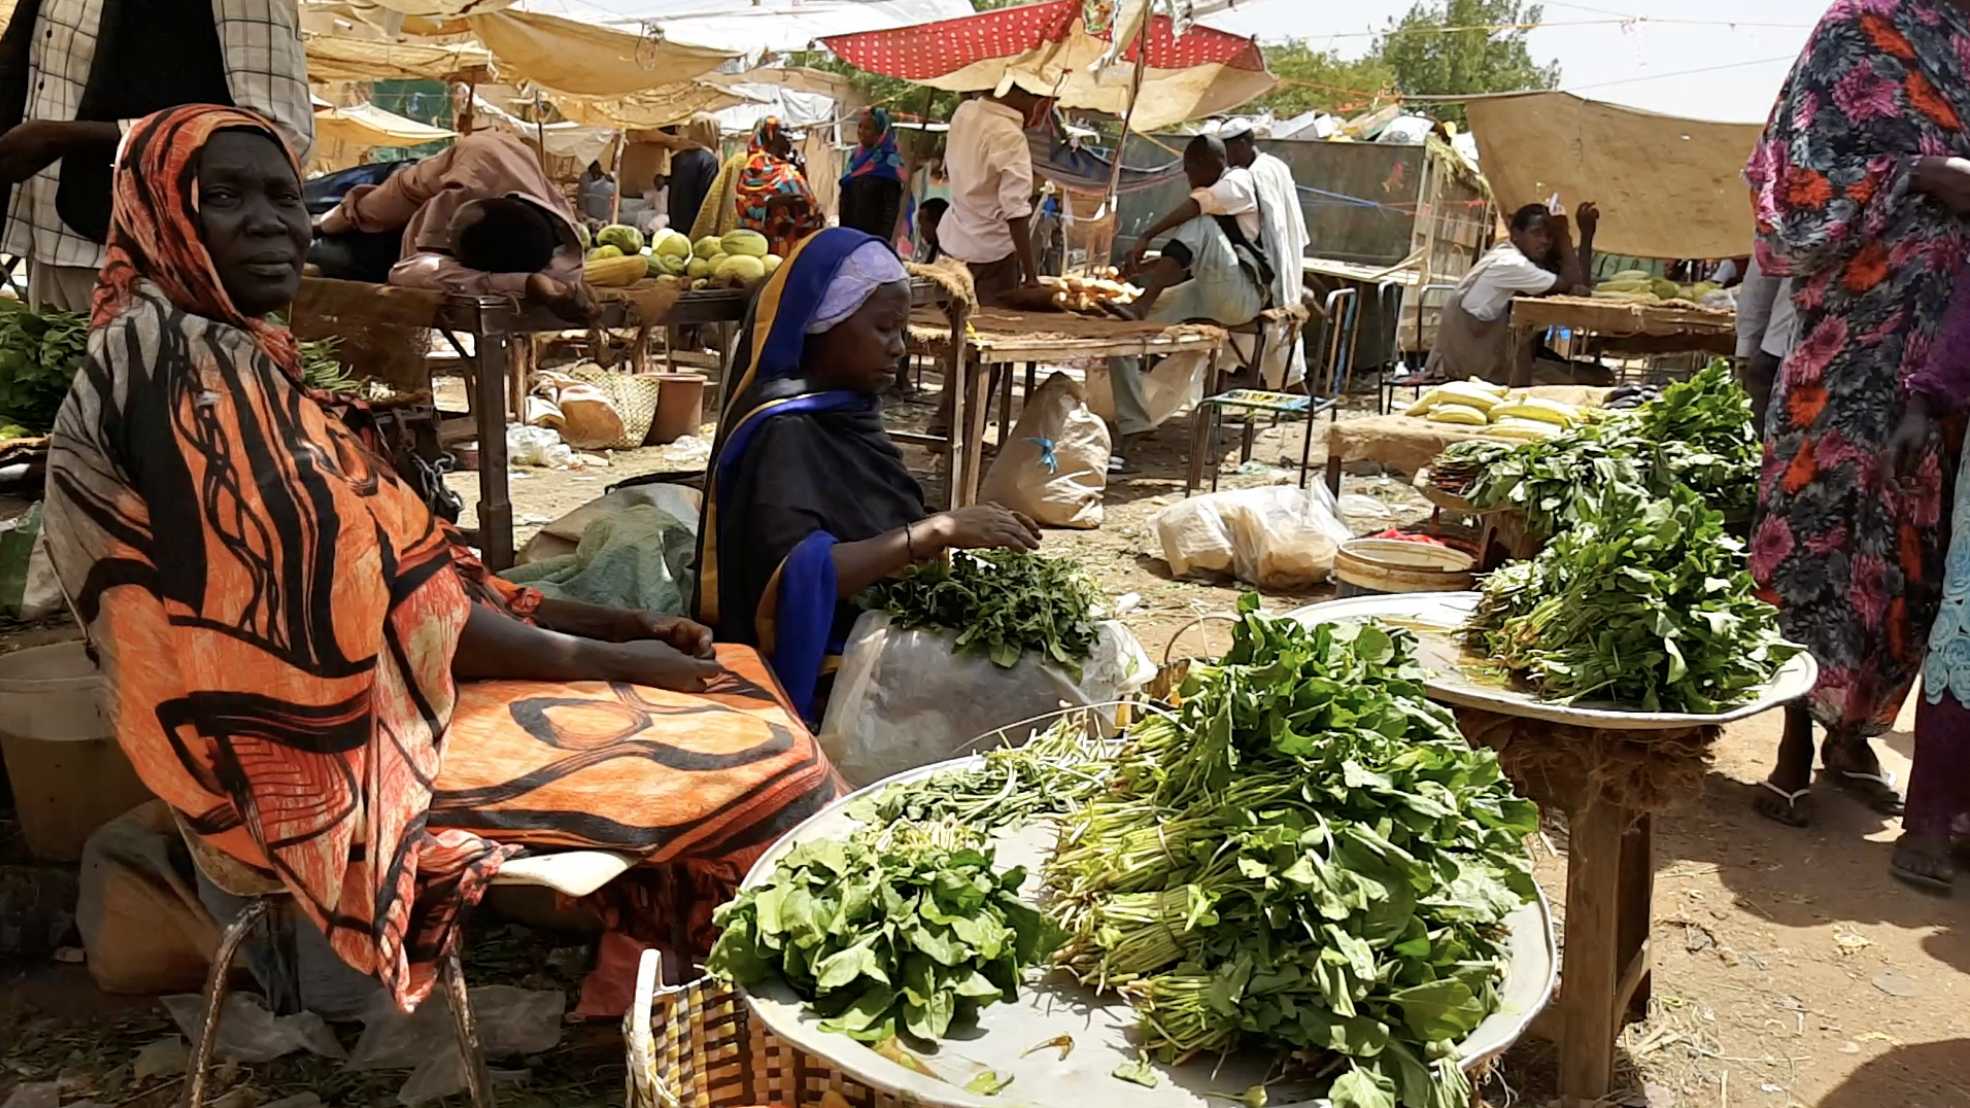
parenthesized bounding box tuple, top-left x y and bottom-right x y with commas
(42, 105, 844, 1013)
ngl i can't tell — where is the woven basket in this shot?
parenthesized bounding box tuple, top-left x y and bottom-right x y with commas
(626, 952, 910, 1108)
(575, 369, 665, 450)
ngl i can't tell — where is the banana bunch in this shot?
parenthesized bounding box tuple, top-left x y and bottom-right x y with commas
(1405, 377, 1585, 441)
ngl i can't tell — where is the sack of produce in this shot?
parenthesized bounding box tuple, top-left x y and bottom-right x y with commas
(821, 551, 1152, 786)
(979, 372, 1110, 529)
(1152, 484, 1354, 588)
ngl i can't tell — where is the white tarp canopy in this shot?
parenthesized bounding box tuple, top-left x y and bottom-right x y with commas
(314, 101, 457, 147)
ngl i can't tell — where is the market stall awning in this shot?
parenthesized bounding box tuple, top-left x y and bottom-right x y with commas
(314, 101, 458, 147)
(550, 82, 760, 131)
(1465, 92, 1761, 262)
(465, 9, 735, 98)
(819, 0, 1273, 132)
(304, 33, 493, 82)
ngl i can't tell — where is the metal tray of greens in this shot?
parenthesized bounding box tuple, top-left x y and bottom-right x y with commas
(1284, 593, 1817, 731)
(731, 759, 1557, 1108)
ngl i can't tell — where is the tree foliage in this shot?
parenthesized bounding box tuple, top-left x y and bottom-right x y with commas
(1243, 41, 1396, 119)
(1373, 0, 1560, 125)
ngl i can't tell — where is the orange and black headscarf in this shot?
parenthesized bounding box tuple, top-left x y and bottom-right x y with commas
(93, 104, 304, 378)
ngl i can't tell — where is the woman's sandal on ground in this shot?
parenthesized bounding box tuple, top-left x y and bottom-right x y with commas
(1823, 766, 1906, 816)
(1890, 835, 1954, 895)
(1755, 781, 1815, 828)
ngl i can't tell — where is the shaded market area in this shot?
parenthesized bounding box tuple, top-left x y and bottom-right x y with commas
(0, 3, 1967, 1108)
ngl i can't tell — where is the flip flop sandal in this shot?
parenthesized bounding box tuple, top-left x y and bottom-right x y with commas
(1755, 781, 1814, 828)
(1825, 768, 1906, 816)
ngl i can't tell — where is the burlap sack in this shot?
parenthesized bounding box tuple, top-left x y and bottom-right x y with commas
(980, 372, 1110, 529)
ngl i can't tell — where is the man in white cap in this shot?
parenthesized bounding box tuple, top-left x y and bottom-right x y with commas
(1219, 118, 1310, 386)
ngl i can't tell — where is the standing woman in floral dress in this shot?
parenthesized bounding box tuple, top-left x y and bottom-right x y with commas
(1746, 0, 1970, 829)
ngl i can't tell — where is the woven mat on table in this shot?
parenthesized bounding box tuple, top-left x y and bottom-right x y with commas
(1510, 295, 1736, 339)
(906, 257, 976, 312)
(1455, 706, 1717, 816)
(1331, 386, 1614, 477)
(906, 306, 1228, 349)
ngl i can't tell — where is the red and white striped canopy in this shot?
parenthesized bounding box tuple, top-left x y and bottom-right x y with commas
(820, 0, 1273, 131)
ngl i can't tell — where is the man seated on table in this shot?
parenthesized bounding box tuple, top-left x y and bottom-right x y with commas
(1425, 201, 1599, 387)
(1107, 134, 1270, 471)
(316, 128, 597, 323)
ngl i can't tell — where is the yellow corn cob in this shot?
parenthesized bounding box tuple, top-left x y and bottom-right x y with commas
(1488, 417, 1559, 440)
(1434, 381, 1503, 411)
(584, 253, 648, 287)
(1427, 403, 1490, 426)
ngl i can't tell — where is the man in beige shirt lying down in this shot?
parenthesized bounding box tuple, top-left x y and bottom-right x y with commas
(317, 128, 597, 323)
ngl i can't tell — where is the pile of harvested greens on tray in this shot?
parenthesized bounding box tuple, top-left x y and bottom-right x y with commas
(710, 598, 1540, 1108)
(1431, 360, 1760, 536)
(863, 549, 1104, 677)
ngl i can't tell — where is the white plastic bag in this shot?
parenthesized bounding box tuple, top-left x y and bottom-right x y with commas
(0, 504, 62, 620)
(506, 424, 577, 469)
(1153, 484, 1354, 588)
(980, 372, 1110, 529)
(817, 611, 1154, 787)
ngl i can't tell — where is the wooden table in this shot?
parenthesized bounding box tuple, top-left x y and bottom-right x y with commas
(905, 308, 1228, 503)
(1508, 295, 1738, 381)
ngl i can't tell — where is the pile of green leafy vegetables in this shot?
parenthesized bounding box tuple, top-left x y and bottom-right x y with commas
(706, 821, 1062, 1045)
(0, 300, 87, 433)
(1443, 360, 1759, 538)
(1040, 596, 1538, 1108)
(1465, 480, 1799, 713)
(865, 549, 1102, 678)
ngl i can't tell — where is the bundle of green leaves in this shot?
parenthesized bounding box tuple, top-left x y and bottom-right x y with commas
(0, 301, 87, 433)
(1451, 360, 1759, 537)
(706, 823, 1063, 1044)
(1046, 597, 1539, 1108)
(866, 549, 1102, 678)
(1465, 481, 1799, 713)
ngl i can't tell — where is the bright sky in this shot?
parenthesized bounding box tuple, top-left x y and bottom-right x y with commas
(1202, 0, 1829, 123)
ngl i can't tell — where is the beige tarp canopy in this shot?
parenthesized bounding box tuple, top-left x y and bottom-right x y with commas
(464, 11, 734, 100)
(304, 34, 492, 82)
(1465, 92, 1762, 261)
(314, 101, 456, 147)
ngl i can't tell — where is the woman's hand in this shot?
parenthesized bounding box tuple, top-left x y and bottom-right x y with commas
(611, 613, 716, 658)
(928, 505, 1042, 552)
(602, 639, 724, 692)
(1915, 156, 1970, 216)
(1885, 391, 1939, 483)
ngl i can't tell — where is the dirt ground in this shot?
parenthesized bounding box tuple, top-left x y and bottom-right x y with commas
(3, 374, 1967, 1108)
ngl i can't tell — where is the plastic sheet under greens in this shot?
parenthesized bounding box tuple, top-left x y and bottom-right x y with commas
(1046, 597, 1540, 1108)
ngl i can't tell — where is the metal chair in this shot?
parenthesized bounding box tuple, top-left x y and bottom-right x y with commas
(179, 817, 636, 1108)
(1186, 287, 1357, 494)
(1380, 281, 1460, 413)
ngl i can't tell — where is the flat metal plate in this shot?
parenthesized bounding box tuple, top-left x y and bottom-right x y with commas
(736, 758, 1557, 1108)
(1283, 592, 1817, 731)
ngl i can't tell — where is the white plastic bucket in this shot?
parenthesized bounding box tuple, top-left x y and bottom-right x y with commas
(0, 640, 152, 861)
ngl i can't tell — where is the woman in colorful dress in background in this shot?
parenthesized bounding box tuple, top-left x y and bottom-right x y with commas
(43, 104, 843, 1011)
(1745, 0, 1970, 836)
(838, 107, 907, 243)
(694, 117, 823, 254)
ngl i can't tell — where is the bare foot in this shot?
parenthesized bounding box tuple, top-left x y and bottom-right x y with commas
(1891, 831, 1954, 894)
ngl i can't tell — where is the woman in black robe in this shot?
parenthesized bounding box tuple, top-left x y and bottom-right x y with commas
(694, 227, 1038, 721)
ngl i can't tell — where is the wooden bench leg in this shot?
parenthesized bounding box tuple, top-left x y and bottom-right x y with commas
(1557, 795, 1630, 1107)
(1617, 813, 1655, 1024)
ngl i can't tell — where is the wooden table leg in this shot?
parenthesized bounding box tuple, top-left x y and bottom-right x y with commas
(631, 324, 652, 374)
(996, 362, 1015, 447)
(1557, 794, 1630, 1107)
(1617, 813, 1655, 1024)
(472, 303, 517, 572)
(1324, 452, 1344, 498)
(960, 354, 992, 506)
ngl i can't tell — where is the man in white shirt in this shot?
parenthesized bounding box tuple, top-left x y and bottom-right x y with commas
(940, 88, 1048, 305)
(1425, 201, 1597, 386)
(1734, 252, 1796, 434)
(0, 0, 312, 310)
(1221, 119, 1310, 386)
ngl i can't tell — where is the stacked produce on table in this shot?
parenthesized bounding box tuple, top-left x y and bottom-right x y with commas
(1402, 378, 1586, 441)
(1430, 360, 1759, 536)
(1431, 360, 1795, 711)
(711, 597, 1539, 1108)
(1039, 270, 1141, 314)
(1591, 268, 1719, 306)
(581, 224, 783, 291)
(1465, 482, 1798, 713)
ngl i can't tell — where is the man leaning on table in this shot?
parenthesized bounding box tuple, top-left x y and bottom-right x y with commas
(317, 128, 598, 324)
